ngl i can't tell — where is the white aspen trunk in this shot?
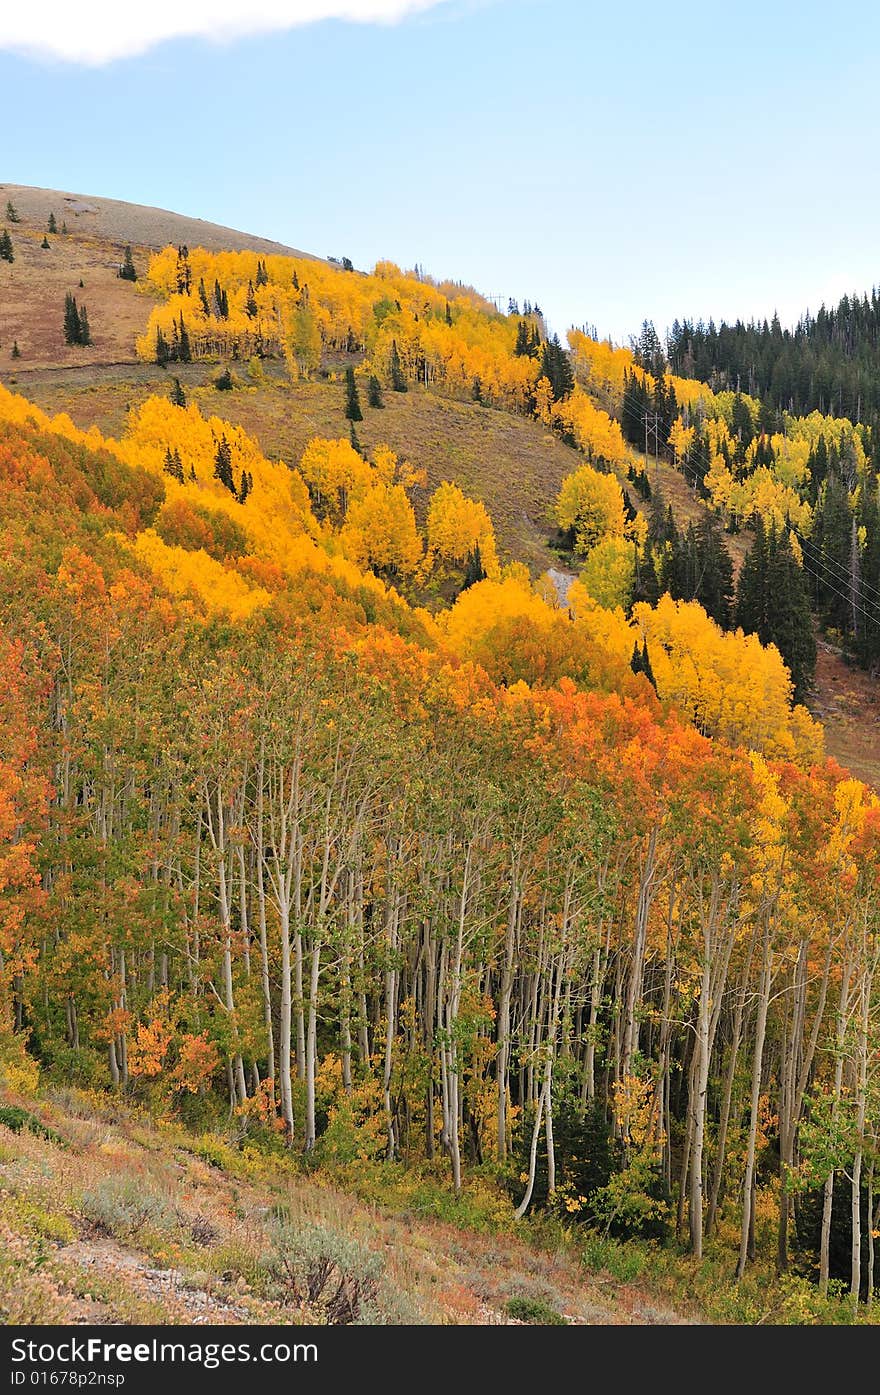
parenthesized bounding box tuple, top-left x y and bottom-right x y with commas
(304, 939, 321, 1151)
(514, 1075, 547, 1220)
(277, 900, 294, 1141)
(820, 950, 852, 1294)
(254, 748, 275, 1099)
(851, 963, 871, 1304)
(622, 826, 658, 1079)
(689, 946, 712, 1258)
(496, 866, 520, 1163)
(383, 863, 399, 1160)
(737, 926, 771, 1280)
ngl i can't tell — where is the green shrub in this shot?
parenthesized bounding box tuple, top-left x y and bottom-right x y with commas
(505, 1295, 567, 1324)
(261, 1220, 415, 1324)
(79, 1176, 176, 1241)
(0, 1106, 62, 1145)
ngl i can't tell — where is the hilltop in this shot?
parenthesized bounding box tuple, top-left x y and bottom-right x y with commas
(0, 183, 317, 262)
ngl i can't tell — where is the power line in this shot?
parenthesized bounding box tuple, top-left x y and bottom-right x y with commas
(799, 534, 880, 610)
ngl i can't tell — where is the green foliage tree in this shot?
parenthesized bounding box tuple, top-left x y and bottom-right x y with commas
(367, 375, 384, 409)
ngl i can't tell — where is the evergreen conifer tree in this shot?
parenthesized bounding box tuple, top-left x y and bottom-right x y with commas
(175, 245, 191, 294)
(765, 528, 816, 700)
(5, 201, 18, 223)
(213, 436, 235, 494)
(0, 230, 14, 262)
(40, 235, 50, 250)
(47, 212, 57, 234)
(245, 281, 258, 318)
(367, 375, 384, 408)
(462, 545, 486, 590)
(735, 516, 769, 638)
(155, 327, 170, 368)
(736, 519, 815, 700)
(119, 245, 137, 282)
(389, 339, 407, 392)
(63, 293, 80, 346)
(177, 315, 191, 363)
(344, 367, 363, 421)
(10, 340, 20, 359)
(540, 335, 574, 401)
(170, 377, 187, 408)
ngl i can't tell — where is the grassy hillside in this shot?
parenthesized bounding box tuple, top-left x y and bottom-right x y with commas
(2, 184, 877, 783)
(12, 362, 577, 573)
(0, 1089, 691, 1327)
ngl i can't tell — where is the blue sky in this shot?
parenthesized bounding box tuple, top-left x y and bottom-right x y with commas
(3, 0, 880, 345)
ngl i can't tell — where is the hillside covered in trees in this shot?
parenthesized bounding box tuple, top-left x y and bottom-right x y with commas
(0, 195, 879, 1325)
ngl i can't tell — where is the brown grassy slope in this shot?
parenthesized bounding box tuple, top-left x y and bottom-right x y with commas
(0, 219, 152, 368)
(0, 183, 317, 262)
(810, 643, 880, 789)
(0, 1090, 690, 1326)
(13, 362, 580, 573)
(0, 184, 321, 372)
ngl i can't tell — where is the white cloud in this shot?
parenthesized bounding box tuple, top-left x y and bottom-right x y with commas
(0, 0, 449, 65)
